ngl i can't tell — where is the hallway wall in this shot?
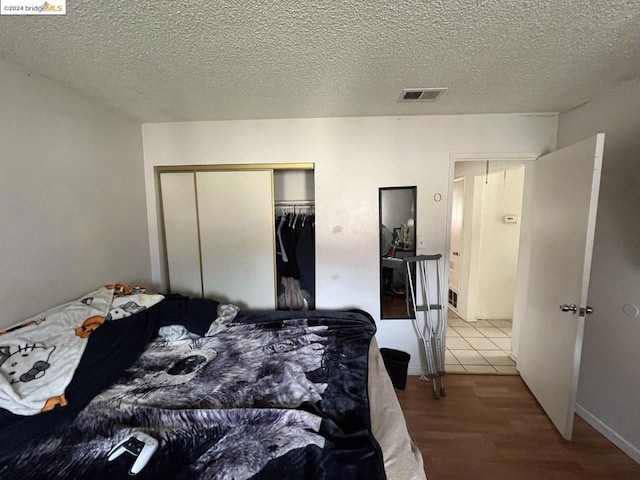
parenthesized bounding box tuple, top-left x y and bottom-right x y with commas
(452, 163, 525, 323)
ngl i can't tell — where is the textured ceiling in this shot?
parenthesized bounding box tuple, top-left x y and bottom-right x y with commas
(1, 1, 639, 122)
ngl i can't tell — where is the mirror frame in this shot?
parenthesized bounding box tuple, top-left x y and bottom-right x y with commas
(379, 186, 417, 319)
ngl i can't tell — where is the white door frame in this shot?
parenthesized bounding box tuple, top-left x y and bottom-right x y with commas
(445, 152, 540, 360)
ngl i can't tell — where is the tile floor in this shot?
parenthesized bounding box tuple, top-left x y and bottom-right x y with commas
(446, 310, 517, 374)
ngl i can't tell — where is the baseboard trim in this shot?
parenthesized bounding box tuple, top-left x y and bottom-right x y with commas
(575, 403, 640, 464)
(408, 367, 425, 376)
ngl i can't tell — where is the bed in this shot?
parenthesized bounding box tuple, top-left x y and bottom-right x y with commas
(0, 285, 425, 479)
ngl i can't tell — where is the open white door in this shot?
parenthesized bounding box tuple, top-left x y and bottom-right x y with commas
(449, 177, 465, 297)
(518, 134, 604, 440)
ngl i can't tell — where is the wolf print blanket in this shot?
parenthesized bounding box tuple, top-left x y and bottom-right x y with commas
(0, 310, 385, 480)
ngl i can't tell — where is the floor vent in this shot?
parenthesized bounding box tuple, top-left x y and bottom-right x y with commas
(399, 87, 447, 102)
(448, 289, 458, 308)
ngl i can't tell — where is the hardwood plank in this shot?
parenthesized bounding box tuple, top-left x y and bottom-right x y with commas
(396, 375, 640, 480)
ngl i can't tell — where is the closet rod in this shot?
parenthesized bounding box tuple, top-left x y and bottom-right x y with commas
(274, 200, 315, 206)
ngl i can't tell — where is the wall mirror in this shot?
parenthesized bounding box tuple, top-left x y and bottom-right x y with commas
(379, 186, 417, 319)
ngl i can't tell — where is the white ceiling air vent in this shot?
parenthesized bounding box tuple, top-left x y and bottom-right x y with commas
(399, 87, 447, 102)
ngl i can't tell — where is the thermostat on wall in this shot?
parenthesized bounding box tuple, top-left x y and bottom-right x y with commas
(504, 215, 519, 224)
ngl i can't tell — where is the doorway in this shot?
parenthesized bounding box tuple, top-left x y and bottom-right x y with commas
(442, 138, 604, 441)
(445, 160, 527, 374)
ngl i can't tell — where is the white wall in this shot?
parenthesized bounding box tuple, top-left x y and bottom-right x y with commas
(469, 167, 525, 320)
(557, 77, 640, 461)
(0, 57, 151, 327)
(453, 161, 528, 324)
(142, 114, 557, 373)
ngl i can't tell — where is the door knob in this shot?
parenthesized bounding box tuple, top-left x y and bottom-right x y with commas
(560, 304, 578, 313)
(560, 304, 594, 315)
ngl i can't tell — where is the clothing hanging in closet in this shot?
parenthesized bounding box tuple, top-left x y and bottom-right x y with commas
(275, 207, 315, 310)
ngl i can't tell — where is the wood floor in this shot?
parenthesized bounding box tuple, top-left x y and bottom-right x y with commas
(396, 375, 640, 480)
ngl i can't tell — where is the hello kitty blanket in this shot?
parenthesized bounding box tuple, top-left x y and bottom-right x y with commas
(0, 310, 385, 479)
(0, 286, 163, 416)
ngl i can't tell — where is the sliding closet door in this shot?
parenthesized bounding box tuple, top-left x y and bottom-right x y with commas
(160, 172, 203, 297)
(196, 170, 276, 309)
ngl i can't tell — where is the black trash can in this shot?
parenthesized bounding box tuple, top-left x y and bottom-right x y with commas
(380, 348, 410, 390)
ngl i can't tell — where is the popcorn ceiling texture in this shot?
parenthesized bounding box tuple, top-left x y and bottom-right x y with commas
(0, 0, 638, 122)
